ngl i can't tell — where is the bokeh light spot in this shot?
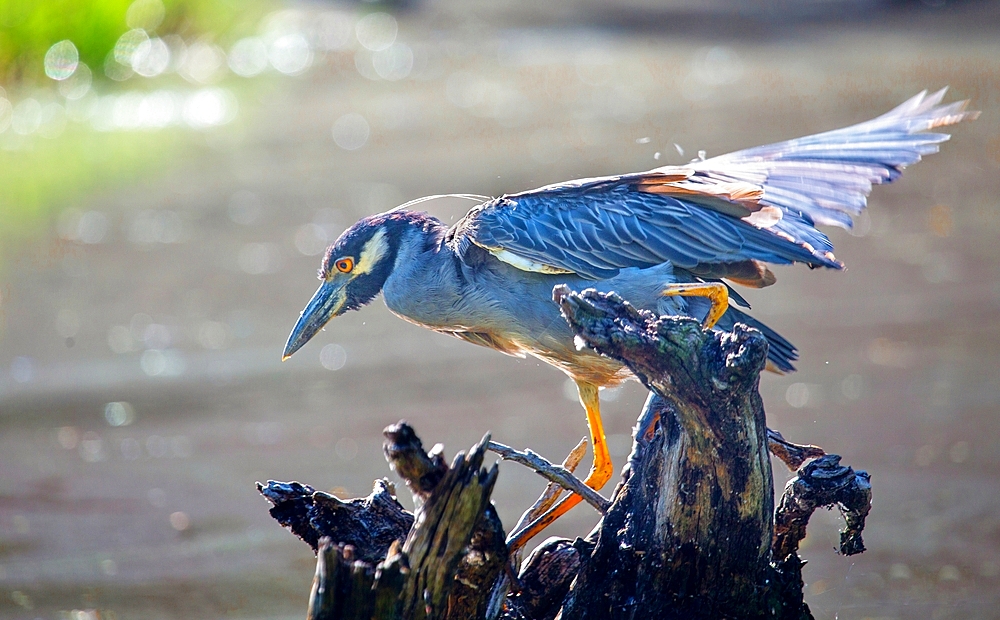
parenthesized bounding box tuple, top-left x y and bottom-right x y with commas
(115, 29, 150, 66)
(372, 43, 413, 81)
(132, 37, 171, 78)
(183, 88, 236, 128)
(198, 321, 229, 349)
(269, 34, 312, 75)
(169, 511, 190, 531)
(238, 242, 282, 275)
(126, 0, 165, 31)
(295, 223, 328, 256)
(229, 38, 269, 77)
(57, 426, 80, 450)
(0, 97, 12, 133)
(44, 40, 80, 81)
(10, 357, 34, 383)
(335, 437, 358, 461)
(100, 559, 118, 576)
(355, 13, 397, 52)
(11, 99, 42, 135)
(148, 488, 167, 507)
(317, 12, 354, 51)
(79, 431, 106, 462)
(180, 42, 225, 84)
(228, 190, 263, 225)
(56, 309, 80, 338)
(104, 51, 135, 82)
(320, 344, 347, 370)
(104, 401, 136, 427)
(332, 113, 369, 150)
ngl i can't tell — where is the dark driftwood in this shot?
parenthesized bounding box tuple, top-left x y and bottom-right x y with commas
(260, 287, 872, 619)
(261, 423, 506, 620)
(553, 287, 779, 618)
(773, 454, 872, 560)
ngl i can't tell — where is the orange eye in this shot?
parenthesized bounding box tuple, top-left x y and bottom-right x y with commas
(335, 257, 354, 273)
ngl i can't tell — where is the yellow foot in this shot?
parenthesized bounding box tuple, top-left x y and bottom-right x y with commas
(508, 382, 613, 553)
(662, 282, 729, 330)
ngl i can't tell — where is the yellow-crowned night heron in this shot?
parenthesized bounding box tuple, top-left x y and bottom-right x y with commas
(283, 90, 975, 548)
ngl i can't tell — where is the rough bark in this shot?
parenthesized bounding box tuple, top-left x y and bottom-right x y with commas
(260, 423, 507, 620)
(553, 286, 775, 618)
(259, 287, 872, 620)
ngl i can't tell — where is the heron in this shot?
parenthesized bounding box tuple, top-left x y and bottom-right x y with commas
(282, 89, 975, 549)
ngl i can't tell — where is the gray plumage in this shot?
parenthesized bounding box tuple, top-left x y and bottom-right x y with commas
(283, 89, 977, 384)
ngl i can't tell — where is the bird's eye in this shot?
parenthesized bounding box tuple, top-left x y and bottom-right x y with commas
(335, 257, 354, 273)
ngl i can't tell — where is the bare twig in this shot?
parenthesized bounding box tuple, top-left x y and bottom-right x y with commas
(767, 428, 825, 471)
(487, 441, 611, 514)
(510, 437, 589, 539)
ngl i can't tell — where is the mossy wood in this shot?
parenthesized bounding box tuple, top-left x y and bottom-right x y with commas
(259, 287, 871, 619)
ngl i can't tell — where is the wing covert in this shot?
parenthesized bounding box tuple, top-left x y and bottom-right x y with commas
(456, 89, 976, 281)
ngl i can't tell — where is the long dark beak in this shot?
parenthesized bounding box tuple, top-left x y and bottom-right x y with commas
(282, 280, 348, 360)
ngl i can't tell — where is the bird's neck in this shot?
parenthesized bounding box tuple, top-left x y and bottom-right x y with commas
(381, 214, 461, 325)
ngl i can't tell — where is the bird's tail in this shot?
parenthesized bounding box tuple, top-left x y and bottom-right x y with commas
(715, 306, 798, 374)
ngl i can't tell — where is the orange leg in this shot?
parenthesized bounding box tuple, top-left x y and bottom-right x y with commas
(661, 282, 729, 329)
(508, 381, 613, 552)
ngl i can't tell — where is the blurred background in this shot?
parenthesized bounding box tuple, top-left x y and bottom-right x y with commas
(0, 0, 998, 618)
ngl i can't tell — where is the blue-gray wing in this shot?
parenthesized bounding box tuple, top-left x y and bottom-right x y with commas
(692, 87, 977, 229)
(459, 89, 976, 281)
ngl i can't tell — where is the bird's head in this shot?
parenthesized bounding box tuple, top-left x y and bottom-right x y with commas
(282, 212, 405, 360)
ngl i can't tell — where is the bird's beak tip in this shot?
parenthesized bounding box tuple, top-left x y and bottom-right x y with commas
(281, 353, 291, 362)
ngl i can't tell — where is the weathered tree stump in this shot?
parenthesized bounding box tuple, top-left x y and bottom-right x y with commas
(260, 425, 506, 619)
(259, 287, 871, 619)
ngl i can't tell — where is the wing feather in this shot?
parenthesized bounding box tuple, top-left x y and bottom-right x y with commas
(455, 90, 976, 281)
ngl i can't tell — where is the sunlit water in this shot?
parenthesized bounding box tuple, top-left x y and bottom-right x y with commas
(1, 1, 999, 619)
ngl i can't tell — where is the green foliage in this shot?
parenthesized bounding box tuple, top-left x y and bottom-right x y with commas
(0, 0, 275, 266)
(0, 126, 186, 241)
(0, 0, 271, 85)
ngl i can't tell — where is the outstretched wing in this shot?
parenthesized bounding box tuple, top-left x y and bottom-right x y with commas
(458, 89, 976, 282)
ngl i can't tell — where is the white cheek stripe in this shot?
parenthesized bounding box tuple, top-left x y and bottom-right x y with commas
(354, 227, 390, 275)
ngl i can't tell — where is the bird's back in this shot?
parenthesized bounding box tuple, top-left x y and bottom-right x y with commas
(383, 225, 697, 386)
